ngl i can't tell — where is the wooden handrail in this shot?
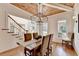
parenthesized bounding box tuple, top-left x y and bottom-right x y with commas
(8, 15, 27, 32)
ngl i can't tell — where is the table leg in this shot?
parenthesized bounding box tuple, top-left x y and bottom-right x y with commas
(62, 40, 63, 45)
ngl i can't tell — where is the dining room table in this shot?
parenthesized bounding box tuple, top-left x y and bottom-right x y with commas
(17, 38, 42, 56)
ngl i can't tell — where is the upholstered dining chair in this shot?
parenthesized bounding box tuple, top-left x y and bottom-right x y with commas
(24, 33, 32, 56)
(47, 34, 53, 55)
(33, 32, 42, 40)
(24, 33, 32, 42)
(36, 35, 50, 56)
(33, 32, 38, 39)
(62, 32, 74, 47)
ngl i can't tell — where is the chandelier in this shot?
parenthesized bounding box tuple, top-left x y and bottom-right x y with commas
(37, 3, 48, 23)
(30, 3, 48, 23)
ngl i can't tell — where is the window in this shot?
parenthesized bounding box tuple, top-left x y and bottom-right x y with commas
(28, 20, 38, 33)
(42, 22, 48, 36)
(58, 20, 67, 38)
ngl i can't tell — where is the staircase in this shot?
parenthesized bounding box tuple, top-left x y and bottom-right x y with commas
(0, 15, 27, 52)
(4, 15, 27, 40)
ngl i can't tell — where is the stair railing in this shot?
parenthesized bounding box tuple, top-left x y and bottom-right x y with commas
(8, 15, 28, 40)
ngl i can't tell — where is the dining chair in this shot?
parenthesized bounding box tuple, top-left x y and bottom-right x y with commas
(24, 33, 32, 56)
(24, 33, 32, 42)
(33, 32, 38, 39)
(47, 34, 53, 55)
(62, 32, 74, 47)
(36, 35, 50, 56)
(33, 32, 42, 40)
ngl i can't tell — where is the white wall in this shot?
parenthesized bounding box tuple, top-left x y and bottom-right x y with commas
(73, 3, 79, 55)
(48, 11, 74, 43)
(0, 6, 18, 52)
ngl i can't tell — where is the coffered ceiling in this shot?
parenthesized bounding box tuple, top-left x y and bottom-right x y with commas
(11, 3, 74, 17)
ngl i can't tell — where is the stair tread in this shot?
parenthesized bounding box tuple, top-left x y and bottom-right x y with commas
(12, 34, 19, 36)
(19, 38, 24, 39)
(2, 29, 9, 30)
(16, 36, 21, 38)
(8, 32, 14, 33)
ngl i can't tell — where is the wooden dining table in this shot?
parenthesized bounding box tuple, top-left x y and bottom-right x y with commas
(17, 38, 42, 56)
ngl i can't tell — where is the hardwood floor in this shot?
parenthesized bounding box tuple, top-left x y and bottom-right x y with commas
(0, 43, 77, 56)
(0, 46, 25, 56)
(51, 43, 77, 56)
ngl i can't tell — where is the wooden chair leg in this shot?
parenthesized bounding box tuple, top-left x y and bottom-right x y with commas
(24, 47, 26, 56)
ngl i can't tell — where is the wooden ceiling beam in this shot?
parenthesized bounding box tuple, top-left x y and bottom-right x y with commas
(42, 3, 73, 11)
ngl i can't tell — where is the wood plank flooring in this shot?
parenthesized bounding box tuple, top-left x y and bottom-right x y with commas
(0, 43, 77, 56)
(52, 43, 77, 56)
